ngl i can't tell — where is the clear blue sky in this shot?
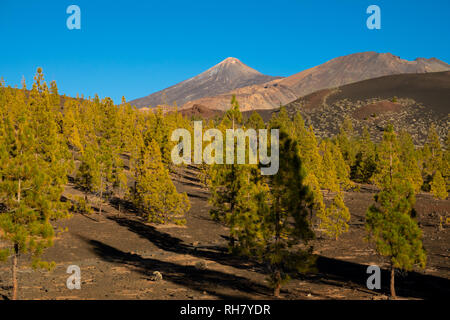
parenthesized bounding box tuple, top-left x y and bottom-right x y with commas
(1, 0, 449, 103)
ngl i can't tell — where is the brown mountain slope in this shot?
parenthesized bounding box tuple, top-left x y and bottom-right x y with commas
(277, 71, 450, 144)
(286, 71, 450, 115)
(129, 58, 281, 109)
(179, 104, 223, 119)
(181, 52, 450, 112)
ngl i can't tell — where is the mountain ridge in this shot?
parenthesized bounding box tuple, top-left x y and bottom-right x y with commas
(180, 52, 450, 111)
(178, 71, 449, 145)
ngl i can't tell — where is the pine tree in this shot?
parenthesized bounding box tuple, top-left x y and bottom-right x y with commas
(319, 140, 339, 192)
(223, 95, 243, 130)
(49, 80, 61, 112)
(212, 163, 268, 255)
(290, 112, 328, 227)
(145, 107, 173, 165)
(133, 139, 190, 224)
(330, 141, 352, 190)
(398, 130, 423, 193)
(0, 69, 71, 299)
(209, 98, 247, 248)
(353, 126, 376, 183)
(209, 160, 242, 248)
(269, 106, 292, 134)
(96, 97, 124, 214)
(303, 172, 326, 225)
(245, 111, 265, 130)
(366, 125, 426, 299)
(295, 122, 323, 187)
(337, 116, 357, 168)
(111, 155, 128, 214)
(422, 124, 444, 190)
(318, 192, 350, 240)
(317, 140, 350, 240)
(262, 130, 316, 297)
(76, 144, 101, 204)
(441, 131, 450, 191)
(209, 159, 267, 251)
(371, 125, 402, 188)
(444, 132, 450, 185)
(430, 170, 448, 200)
(210, 105, 316, 297)
(197, 119, 216, 187)
(62, 100, 83, 153)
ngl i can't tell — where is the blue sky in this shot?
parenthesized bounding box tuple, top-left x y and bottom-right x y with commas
(0, 0, 449, 103)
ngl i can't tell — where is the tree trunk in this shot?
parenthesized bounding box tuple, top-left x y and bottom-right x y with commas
(17, 179, 21, 203)
(273, 199, 282, 298)
(274, 270, 281, 297)
(229, 198, 236, 249)
(390, 265, 396, 299)
(12, 243, 19, 300)
(13, 179, 21, 300)
(229, 236, 235, 248)
(99, 179, 103, 215)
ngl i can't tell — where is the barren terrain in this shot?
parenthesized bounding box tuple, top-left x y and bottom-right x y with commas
(0, 166, 448, 300)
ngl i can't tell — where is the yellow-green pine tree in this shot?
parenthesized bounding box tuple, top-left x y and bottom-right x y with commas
(336, 116, 357, 168)
(319, 192, 350, 240)
(353, 126, 376, 183)
(319, 140, 339, 192)
(0, 69, 71, 299)
(430, 170, 448, 199)
(262, 130, 316, 297)
(366, 125, 426, 299)
(330, 141, 352, 190)
(398, 130, 423, 193)
(133, 139, 190, 224)
(422, 124, 444, 187)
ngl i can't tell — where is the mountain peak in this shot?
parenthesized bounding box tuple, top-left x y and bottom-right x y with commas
(205, 57, 263, 77)
(129, 58, 280, 108)
(217, 57, 243, 67)
(220, 57, 240, 63)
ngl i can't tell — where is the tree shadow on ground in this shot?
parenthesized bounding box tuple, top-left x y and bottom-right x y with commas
(0, 285, 11, 300)
(312, 256, 450, 299)
(109, 196, 140, 216)
(184, 190, 210, 201)
(81, 236, 272, 299)
(108, 215, 450, 300)
(107, 216, 266, 273)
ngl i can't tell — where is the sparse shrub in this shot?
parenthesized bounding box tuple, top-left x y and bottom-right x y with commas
(151, 271, 163, 281)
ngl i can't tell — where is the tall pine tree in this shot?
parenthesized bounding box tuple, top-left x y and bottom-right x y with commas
(0, 69, 71, 299)
(366, 125, 426, 299)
